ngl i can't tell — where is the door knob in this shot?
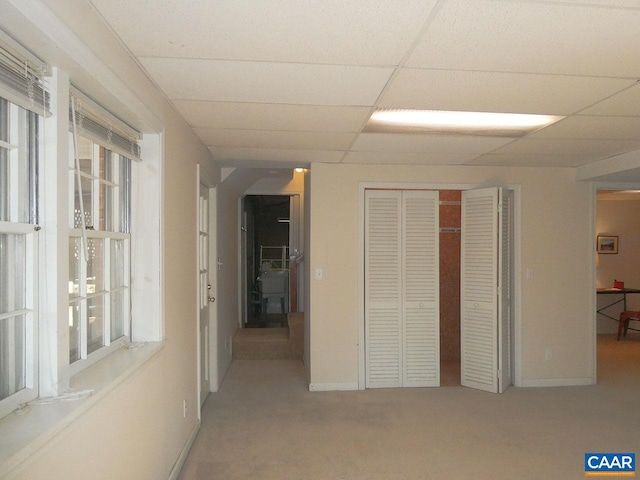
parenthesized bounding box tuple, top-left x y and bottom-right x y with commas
(208, 296, 216, 303)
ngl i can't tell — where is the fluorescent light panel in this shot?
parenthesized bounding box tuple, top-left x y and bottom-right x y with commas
(365, 109, 564, 137)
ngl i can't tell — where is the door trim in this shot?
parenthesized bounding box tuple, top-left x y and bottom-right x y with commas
(591, 180, 640, 385)
(196, 165, 218, 419)
(238, 192, 303, 327)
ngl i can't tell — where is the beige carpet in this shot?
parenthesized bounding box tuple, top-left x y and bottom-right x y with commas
(178, 333, 640, 480)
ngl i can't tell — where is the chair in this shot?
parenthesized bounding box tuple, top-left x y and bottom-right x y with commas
(617, 311, 640, 340)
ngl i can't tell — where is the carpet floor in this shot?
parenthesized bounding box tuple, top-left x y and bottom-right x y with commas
(178, 333, 640, 480)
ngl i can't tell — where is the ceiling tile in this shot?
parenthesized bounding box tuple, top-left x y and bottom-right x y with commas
(92, 0, 438, 65)
(209, 147, 344, 164)
(491, 138, 640, 162)
(343, 151, 476, 165)
(174, 101, 371, 132)
(194, 128, 356, 150)
(351, 133, 514, 154)
(527, 116, 640, 140)
(141, 58, 394, 106)
(378, 69, 635, 114)
(580, 83, 640, 116)
(406, 0, 640, 77)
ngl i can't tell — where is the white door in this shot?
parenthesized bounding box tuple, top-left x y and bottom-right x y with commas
(365, 189, 439, 388)
(198, 183, 211, 405)
(460, 187, 511, 393)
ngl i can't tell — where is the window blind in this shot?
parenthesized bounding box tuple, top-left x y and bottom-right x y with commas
(0, 30, 50, 116)
(69, 87, 141, 161)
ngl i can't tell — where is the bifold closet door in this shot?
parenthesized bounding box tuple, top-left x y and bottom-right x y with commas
(365, 190, 439, 388)
(402, 191, 440, 387)
(460, 187, 511, 393)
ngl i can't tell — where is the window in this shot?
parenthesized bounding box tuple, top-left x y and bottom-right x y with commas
(68, 92, 135, 374)
(0, 97, 40, 417)
(0, 33, 151, 421)
(0, 31, 47, 418)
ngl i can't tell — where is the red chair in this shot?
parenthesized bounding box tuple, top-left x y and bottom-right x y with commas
(618, 311, 640, 340)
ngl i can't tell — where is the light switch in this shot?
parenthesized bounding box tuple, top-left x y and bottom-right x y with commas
(315, 268, 323, 280)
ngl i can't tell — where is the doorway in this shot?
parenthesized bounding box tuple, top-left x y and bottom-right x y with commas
(242, 195, 293, 328)
(595, 188, 640, 386)
(362, 185, 515, 393)
(196, 178, 217, 406)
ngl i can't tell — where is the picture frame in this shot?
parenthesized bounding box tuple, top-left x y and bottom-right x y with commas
(597, 235, 618, 254)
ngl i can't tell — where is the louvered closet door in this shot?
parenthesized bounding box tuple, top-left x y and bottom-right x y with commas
(365, 190, 403, 388)
(460, 187, 510, 393)
(403, 191, 439, 387)
(365, 190, 439, 388)
(498, 190, 512, 393)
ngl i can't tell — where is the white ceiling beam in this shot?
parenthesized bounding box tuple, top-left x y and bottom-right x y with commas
(576, 149, 640, 182)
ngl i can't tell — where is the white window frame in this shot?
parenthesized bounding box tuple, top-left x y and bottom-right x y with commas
(0, 41, 161, 427)
(0, 100, 40, 419)
(67, 132, 133, 376)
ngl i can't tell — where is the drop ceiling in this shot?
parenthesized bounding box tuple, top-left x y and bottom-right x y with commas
(89, 0, 640, 171)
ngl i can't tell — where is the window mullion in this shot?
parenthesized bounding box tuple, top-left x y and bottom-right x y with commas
(104, 237, 111, 346)
(79, 243, 88, 360)
(6, 317, 16, 395)
(113, 155, 120, 233)
(125, 237, 131, 338)
(8, 103, 19, 222)
(25, 232, 36, 389)
(92, 144, 99, 229)
(25, 311, 35, 389)
(17, 107, 28, 224)
(5, 233, 16, 314)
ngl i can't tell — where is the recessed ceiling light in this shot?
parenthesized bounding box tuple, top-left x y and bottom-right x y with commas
(365, 109, 564, 137)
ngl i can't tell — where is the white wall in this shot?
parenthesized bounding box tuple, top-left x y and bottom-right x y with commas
(215, 168, 264, 385)
(304, 170, 311, 380)
(596, 198, 640, 333)
(0, 0, 219, 478)
(308, 163, 595, 389)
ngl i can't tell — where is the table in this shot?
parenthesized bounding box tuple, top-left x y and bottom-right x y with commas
(597, 288, 640, 322)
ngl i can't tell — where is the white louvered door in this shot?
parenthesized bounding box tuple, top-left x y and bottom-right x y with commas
(460, 187, 511, 393)
(365, 191, 402, 387)
(498, 190, 512, 393)
(365, 190, 439, 388)
(403, 191, 439, 387)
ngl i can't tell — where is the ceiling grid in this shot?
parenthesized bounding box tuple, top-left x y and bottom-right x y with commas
(89, 0, 640, 170)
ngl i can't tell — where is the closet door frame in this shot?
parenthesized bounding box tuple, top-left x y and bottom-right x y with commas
(357, 182, 522, 391)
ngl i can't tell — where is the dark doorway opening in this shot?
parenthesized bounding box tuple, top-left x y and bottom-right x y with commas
(244, 195, 290, 328)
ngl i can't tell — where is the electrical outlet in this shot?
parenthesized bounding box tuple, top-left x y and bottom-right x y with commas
(545, 349, 552, 361)
(183, 399, 187, 418)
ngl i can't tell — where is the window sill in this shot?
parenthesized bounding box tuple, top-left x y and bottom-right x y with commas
(0, 341, 163, 478)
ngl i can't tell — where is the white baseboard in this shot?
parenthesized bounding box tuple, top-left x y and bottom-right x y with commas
(309, 382, 359, 392)
(168, 420, 200, 480)
(521, 377, 594, 387)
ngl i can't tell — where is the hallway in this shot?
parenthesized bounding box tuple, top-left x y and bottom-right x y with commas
(178, 335, 640, 480)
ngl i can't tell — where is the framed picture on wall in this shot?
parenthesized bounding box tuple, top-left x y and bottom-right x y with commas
(597, 235, 618, 254)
